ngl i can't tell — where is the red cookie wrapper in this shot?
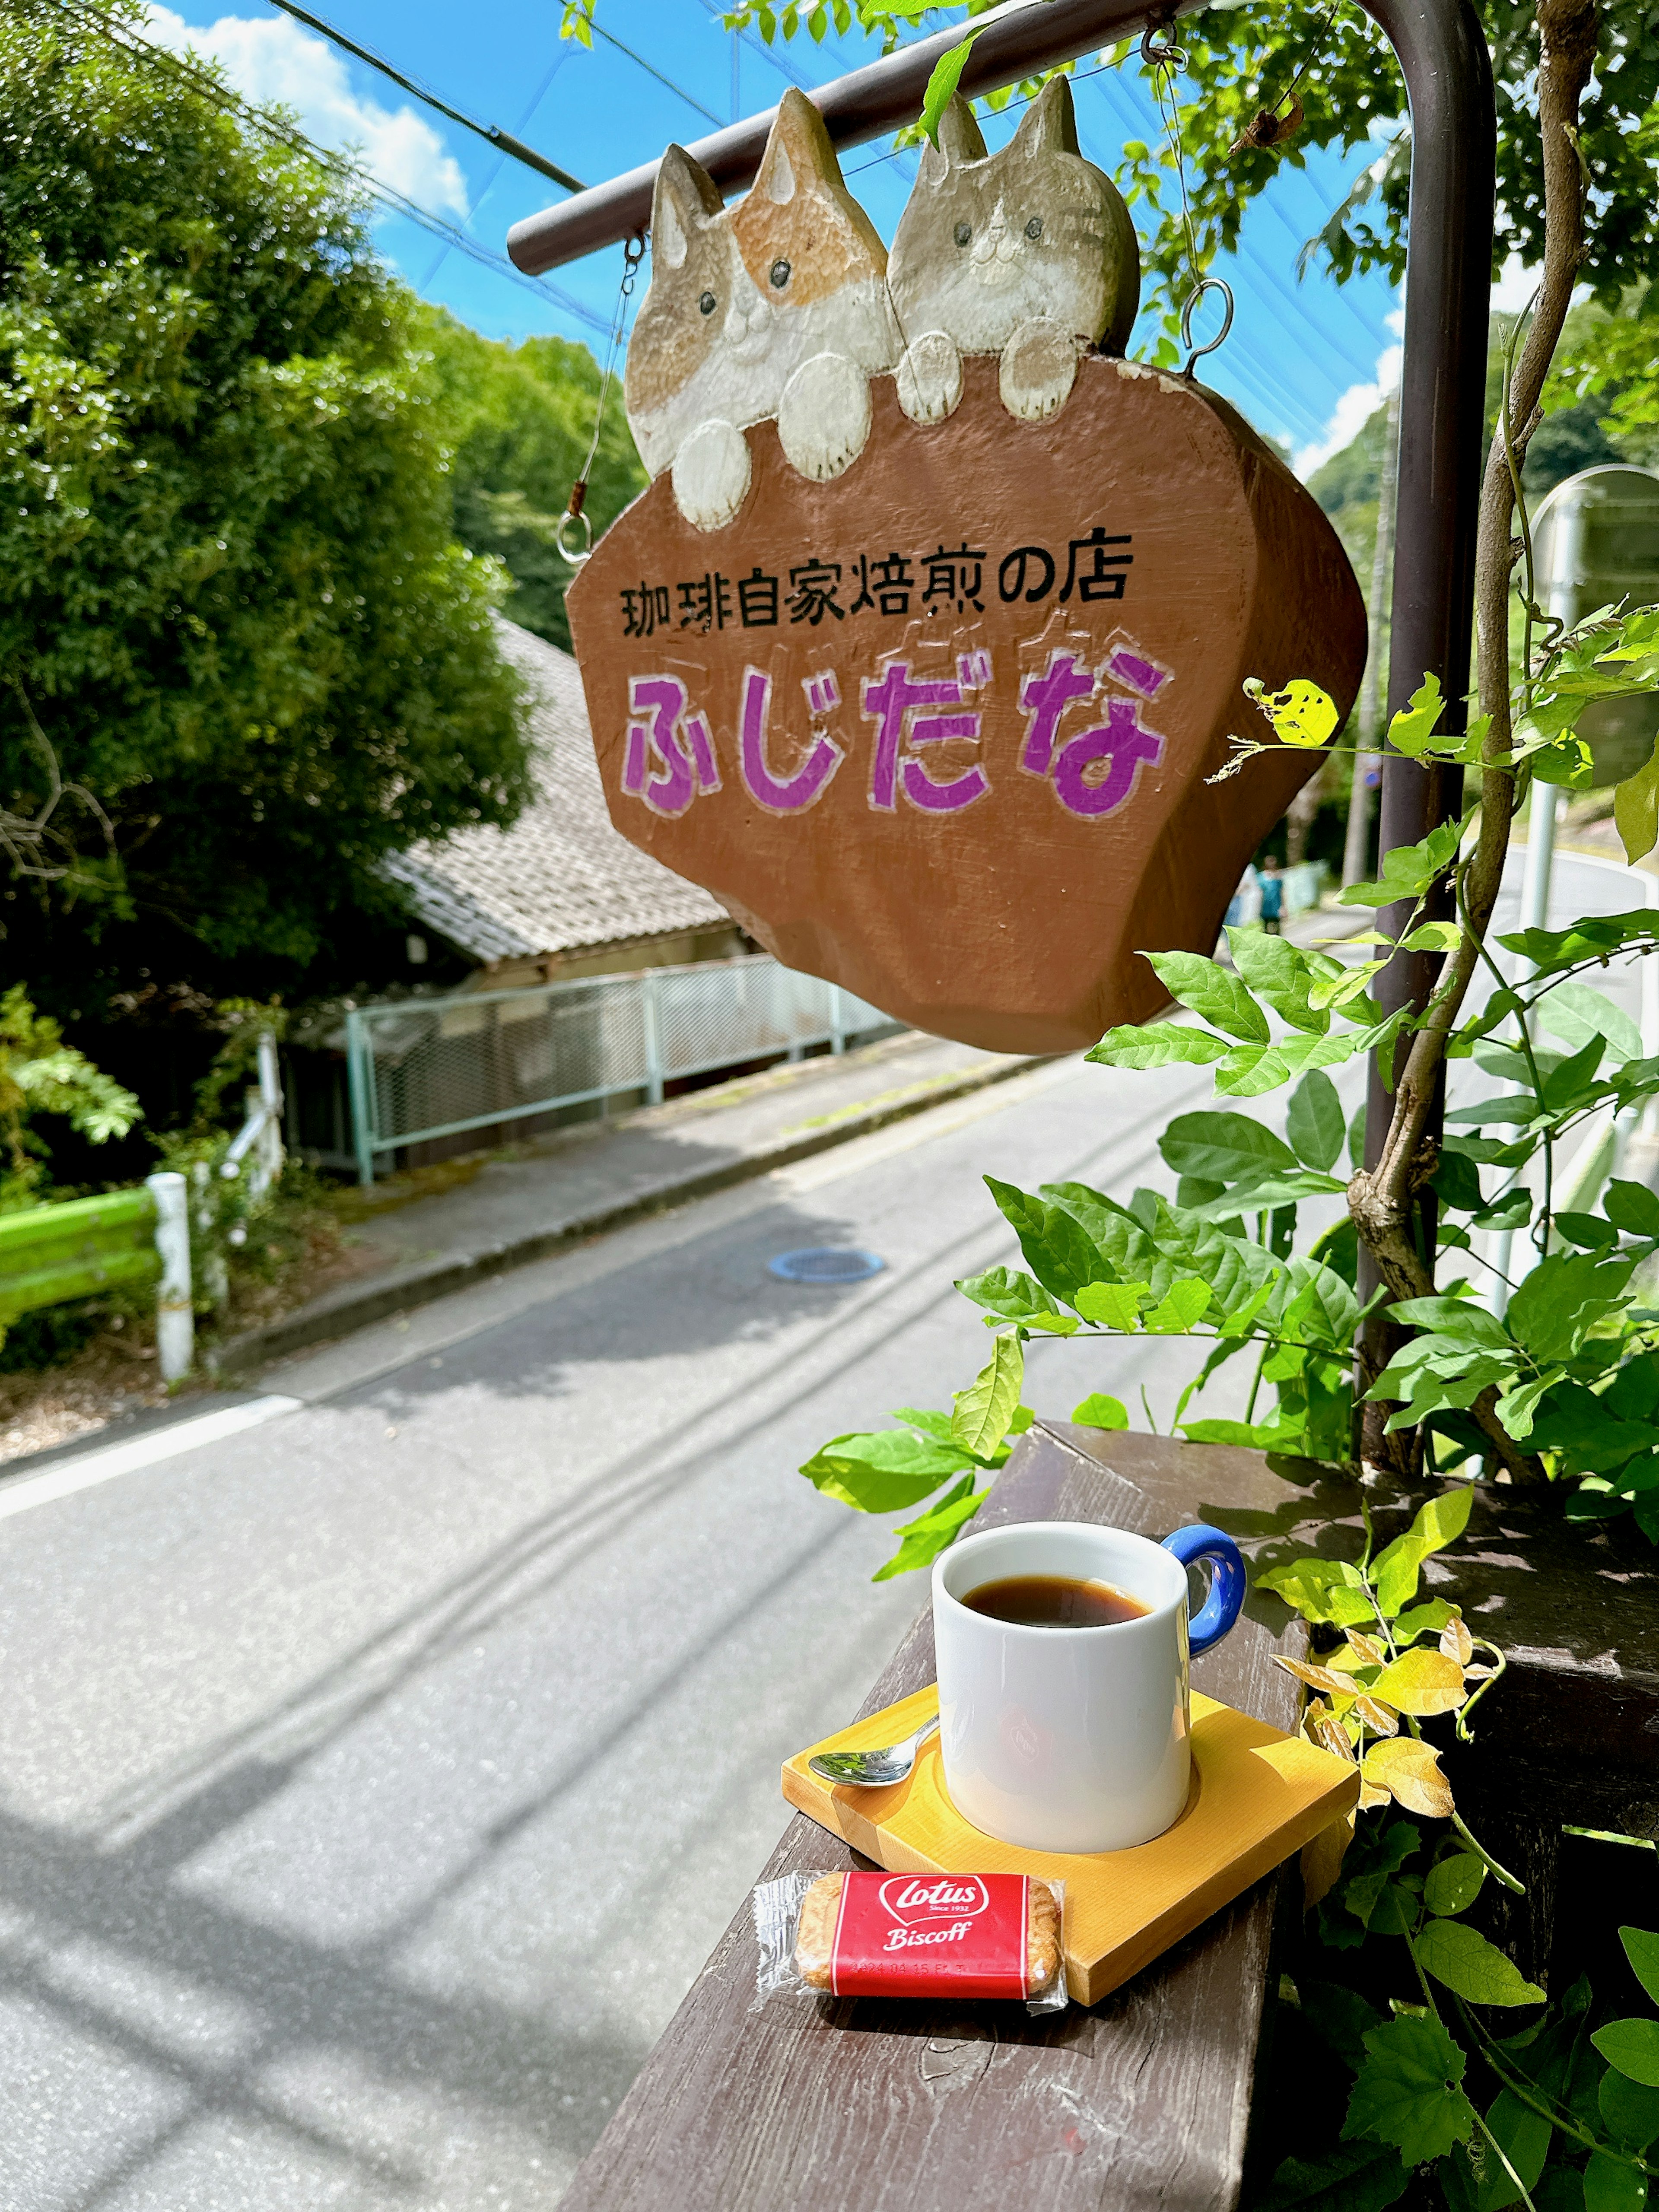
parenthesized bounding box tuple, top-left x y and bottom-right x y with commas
(752, 1868, 1068, 2014)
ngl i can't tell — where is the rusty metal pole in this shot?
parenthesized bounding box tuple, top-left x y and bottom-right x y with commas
(509, 0, 1495, 1447)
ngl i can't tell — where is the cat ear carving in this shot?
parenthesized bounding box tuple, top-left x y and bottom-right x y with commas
(918, 94, 988, 184)
(733, 87, 889, 293)
(1010, 74, 1081, 161)
(651, 144, 724, 271)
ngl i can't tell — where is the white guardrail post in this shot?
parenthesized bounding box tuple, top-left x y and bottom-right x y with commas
(642, 973, 664, 1106)
(146, 1170, 194, 1383)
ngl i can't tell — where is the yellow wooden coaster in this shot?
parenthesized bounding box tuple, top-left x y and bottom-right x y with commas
(782, 1687, 1359, 2006)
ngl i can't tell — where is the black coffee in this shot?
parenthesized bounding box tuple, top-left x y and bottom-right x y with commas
(962, 1573, 1151, 1628)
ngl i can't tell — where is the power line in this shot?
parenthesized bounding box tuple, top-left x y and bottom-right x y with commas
(420, 44, 574, 292)
(584, 18, 724, 127)
(55, 0, 614, 335)
(260, 0, 585, 194)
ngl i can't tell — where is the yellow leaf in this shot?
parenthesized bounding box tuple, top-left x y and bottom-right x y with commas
(1615, 738, 1659, 865)
(1346, 1631, 1386, 1666)
(1363, 1738, 1455, 1819)
(1367, 1646, 1468, 1716)
(1313, 1713, 1357, 1762)
(1440, 1619, 1474, 1667)
(1302, 1812, 1356, 1912)
(1274, 1656, 1358, 1697)
(1352, 1695, 1400, 1736)
(1358, 1777, 1392, 1810)
(1255, 677, 1339, 748)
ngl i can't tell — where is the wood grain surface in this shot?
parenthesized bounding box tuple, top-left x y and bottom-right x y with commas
(558, 1423, 1317, 2212)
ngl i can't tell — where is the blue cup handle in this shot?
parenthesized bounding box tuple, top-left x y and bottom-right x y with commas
(1160, 1524, 1247, 1657)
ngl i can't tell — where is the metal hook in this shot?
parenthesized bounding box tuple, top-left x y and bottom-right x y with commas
(1140, 19, 1187, 71)
(1180, 276, 1234, 378)
(556, 508, 594, 568)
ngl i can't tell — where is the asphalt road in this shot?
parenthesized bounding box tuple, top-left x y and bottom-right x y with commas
(0, 847, 1646, 2211)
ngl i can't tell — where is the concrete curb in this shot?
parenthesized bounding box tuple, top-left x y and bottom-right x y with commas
(207, 1049, 1055, 1379)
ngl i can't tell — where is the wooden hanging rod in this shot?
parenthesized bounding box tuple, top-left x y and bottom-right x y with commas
(505, 0, 1201, 274)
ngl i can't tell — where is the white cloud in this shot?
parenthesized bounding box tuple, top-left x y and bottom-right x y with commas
(145, 7, 468, 219)
(1292, 295, 1404, 480)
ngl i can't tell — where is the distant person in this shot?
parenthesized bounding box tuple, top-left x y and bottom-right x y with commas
(1224, 864, 1260, 932)
(1259, 860, 1284, 935)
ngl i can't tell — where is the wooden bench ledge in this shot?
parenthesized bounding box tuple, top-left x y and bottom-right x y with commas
(558, 1425, 1324, 2212)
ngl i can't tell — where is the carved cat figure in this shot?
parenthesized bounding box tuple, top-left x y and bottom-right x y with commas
(887, 79, 1140, 426)
(624, 87, 901, 533)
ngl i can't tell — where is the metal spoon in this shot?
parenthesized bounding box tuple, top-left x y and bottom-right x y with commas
(809, 1714, 940, 1788)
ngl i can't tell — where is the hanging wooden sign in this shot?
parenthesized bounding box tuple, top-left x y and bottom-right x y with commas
(566, 86, 1366, 1055)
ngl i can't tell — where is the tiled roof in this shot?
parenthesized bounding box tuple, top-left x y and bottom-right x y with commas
(383, 619, 731, 963)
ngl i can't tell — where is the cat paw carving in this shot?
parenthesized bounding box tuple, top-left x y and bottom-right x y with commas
(999, 318, 1081, 422)
(671, 417, 753, 532)
(896, 332, 964, 425)
(778, 352, 873, 483)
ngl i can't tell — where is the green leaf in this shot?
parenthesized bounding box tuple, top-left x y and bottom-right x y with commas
(1254, 1554, 1374, 1627)
(1388, 1296, 1510, 1350)
(1508, 1252, 1637, 1367)
(1596, 2022, 1659, 2092)
(1601, 2070, 1659, 2150)
(1615, 737, 1659, 865)
(1386, 673, 1447, 756)
(1584, 2152, 1647, 2212)
(1415, 1920, 1545, 2006)
(1607, 1182, 1659, 1239)
(918, 28, 985, 142)
(1371, 1485, 1475, 1617)
(1087, 1023, 1233, 1069)
(955, 1266, 1077, 1332)
(1535, 980, 1646, 1062)
(1227, 928, 1332, 1034)
(800, 1429, 970, 1512)
(872, 1474, 983, 1580)
(1287, 1069, 1346, 1172)
(950, 1333, 1025, 1459)
(1343, 2013, 1478, 2164)
(1144, 950, 1271, 1041)
(1340, 812, 1467, 909)
(1394, 1599, 1462, 1640)
(1144, 1276, 1211, 1333)
(1249, 675, 1339, 747)
(1159, 1109, 1297, 1188)
(982, 1177, 1105, 1305)
(1624, 1927, 1659, 2009)
(1074, 1280, 1151, 1329)
(1071, 1392, 1128, 1430)
(1426, 1856, 1487, 1916)
(1259, 2143, 1409, 2212)
(1477, 2089, 1553, 2212)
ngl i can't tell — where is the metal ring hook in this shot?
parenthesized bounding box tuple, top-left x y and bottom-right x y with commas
(1180, 276, 1234, 379)
(556, 508, 594, 568)
(1140, 19, 1187, 71)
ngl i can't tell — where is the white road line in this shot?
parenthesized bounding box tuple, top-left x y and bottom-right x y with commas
(0, 1396, 303, 1523)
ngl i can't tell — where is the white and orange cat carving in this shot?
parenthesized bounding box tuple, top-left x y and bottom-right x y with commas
(623, 88, 901, 533)
(887, 80, 1140, 426)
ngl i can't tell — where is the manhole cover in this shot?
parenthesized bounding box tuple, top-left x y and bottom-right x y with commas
(768, 1247, 885, 1284)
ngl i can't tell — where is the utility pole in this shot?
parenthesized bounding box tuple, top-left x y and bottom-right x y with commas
(1342, 383, 1401, 887)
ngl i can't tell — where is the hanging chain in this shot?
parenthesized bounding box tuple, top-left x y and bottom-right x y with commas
(557, 228, 647, 567)
(1140, 20, 1233, 381)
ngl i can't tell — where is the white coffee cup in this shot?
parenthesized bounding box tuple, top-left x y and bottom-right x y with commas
(931, 1518, 1246, 1854)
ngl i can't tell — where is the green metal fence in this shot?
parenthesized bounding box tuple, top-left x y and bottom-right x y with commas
(0, 1174, 194, 1378)
(0, 1187, 158, 1324)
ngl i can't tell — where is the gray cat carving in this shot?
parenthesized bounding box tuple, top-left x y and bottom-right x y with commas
(887, 80, 1141, 426)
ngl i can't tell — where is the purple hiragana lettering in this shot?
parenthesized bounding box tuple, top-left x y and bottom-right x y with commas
(1018, 652, 1096, 777)
(740, 669, 842, 814)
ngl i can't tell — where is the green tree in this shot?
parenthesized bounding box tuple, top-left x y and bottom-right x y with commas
(420, 306, 646, 654)
(0, 0, 532, 1012)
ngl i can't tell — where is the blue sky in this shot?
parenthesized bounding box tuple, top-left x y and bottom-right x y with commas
(149, 0, 1451, 474)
